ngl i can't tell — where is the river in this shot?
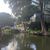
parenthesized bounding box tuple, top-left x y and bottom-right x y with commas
(1, 34, 50, 50)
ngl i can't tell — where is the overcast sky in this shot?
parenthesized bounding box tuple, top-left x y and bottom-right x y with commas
(0, 0, 12, 14)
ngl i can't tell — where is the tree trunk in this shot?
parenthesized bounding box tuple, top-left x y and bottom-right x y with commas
(39, 0, 48, 35)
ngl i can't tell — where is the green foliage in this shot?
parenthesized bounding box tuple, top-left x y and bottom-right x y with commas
(4, 0, 39, 21)
(2, 28, 11, 34)
(1, 28, 20, 42)
(21, 5, 39, 21)
(4, 0, 31, 16)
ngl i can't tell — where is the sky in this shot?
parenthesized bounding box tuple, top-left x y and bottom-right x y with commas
(0, 0, 37, 15)
(0, 0, 12, 14)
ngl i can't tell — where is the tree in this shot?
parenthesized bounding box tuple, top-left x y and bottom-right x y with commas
(4, 0, 50, 35)
(4, 0, 39, 18)
(21, 5, 39, 21)
(39, 0, 50, 35)
(31, 0, 50, 35)
(4, 0, 39, 31)
(4, 0, 32, 16)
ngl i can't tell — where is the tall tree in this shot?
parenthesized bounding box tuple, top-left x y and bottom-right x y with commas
(39, 0, 47, 35)
(4, 0, 39, 32)
(4, 0, 32, 16)
(4, 0, 50, 35)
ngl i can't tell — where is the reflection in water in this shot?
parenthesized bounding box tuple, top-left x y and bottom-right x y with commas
(2, 34, 50, 50)
(1, 47, 7, 50)
(30, 44, 36, 50)
(1, 39, 18, 50)
(1, 41, 37, 50)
